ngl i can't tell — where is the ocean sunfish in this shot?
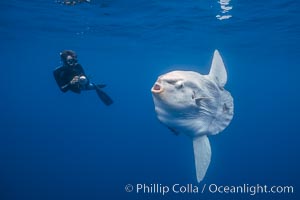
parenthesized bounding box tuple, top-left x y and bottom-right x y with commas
(151, 50, 234, 182)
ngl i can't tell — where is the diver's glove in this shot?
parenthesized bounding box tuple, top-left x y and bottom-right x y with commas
(70, 76, 79, 85)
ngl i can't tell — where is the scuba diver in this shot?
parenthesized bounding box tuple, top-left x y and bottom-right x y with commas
(53, 50, 113, 106)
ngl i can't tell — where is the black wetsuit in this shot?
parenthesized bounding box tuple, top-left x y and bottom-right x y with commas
(53, 64, 87, 93)
(53, 61, 113, 105)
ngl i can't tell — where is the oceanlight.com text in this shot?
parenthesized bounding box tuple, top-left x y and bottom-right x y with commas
(207, 183, 294, 195)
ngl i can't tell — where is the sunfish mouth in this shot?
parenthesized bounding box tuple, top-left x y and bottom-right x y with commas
(151, 83, 164, 94)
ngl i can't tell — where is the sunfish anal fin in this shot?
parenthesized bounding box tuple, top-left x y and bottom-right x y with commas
(193, 135, 211, 182)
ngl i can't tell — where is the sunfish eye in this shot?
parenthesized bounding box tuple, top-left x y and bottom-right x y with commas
(175, 80, 184, 89)
(165, 79, 177, 85)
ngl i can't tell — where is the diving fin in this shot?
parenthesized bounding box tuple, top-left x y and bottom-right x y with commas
(96, 84, 106, 89)
(94, 85, 113, 106)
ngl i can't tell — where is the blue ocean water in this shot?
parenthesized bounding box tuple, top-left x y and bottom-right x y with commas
(1, 0, 299, 199)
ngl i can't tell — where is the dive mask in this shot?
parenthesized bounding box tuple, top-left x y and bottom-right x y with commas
(66, 58, 77, 65)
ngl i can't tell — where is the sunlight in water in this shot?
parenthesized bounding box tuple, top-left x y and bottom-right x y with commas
(216, 0, 233, 20)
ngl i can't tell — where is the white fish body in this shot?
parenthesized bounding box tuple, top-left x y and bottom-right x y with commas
(151, 50, 234, 182)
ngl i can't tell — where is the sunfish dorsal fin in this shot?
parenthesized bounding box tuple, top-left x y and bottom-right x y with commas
(193, 135, 211, 182)
(208, 50, 227, 88)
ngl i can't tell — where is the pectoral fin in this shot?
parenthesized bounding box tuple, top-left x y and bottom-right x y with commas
(195, 97, 212, 107)
(167, 126, 180, 135)
(193, 135, 211, 182)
